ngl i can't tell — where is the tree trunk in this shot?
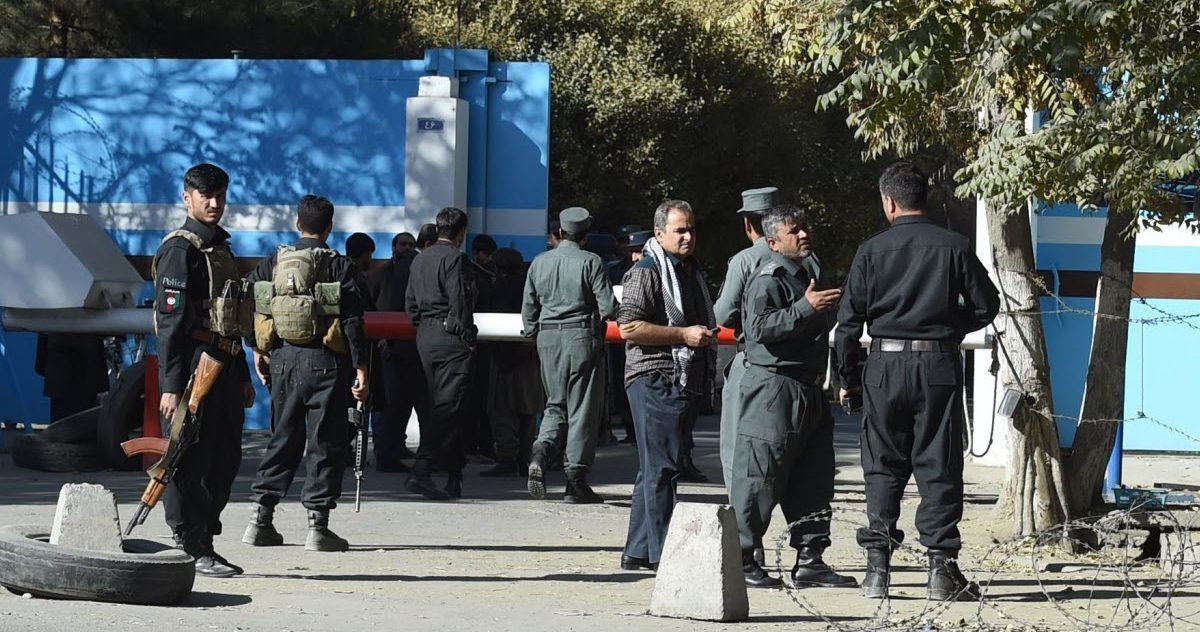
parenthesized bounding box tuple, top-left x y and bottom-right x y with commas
(989, 205, 1071, 535)
(1065, 209, 1137, 517)
(49, 5, 66, 55)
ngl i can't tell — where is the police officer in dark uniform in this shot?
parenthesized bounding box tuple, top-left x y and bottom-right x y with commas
(241, 195, 370, 553)
(405, 207, 477, 500)
(836, 161, 1000, 601)
(465, 234, 498, 460)
(153, 163, 254, 578)
(730, 204, 857, 589)
(34, 333, 109, 420)
(523, 207, 617, 503)
(367, 232, 425, 471)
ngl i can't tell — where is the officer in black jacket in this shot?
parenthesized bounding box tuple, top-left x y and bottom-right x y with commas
(404, 207, 477, 500)
(152, 163, 255, 578)
(835, 161, 1000, 601)
(241, 195, 370, 553)
(366, 232, 426, 471)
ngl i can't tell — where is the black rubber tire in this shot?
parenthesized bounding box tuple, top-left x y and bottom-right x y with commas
(8, 434, 107, 472)
(0, 525, 194, 606)
(97, 360, 146, 471)
(41, 406, 101, 445)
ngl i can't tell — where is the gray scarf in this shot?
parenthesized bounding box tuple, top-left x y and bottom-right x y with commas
(643, 236, 717, 390)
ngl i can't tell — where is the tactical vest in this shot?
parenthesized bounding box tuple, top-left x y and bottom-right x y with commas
(254, 245, 342, 345)
(157, 229, 254, 338)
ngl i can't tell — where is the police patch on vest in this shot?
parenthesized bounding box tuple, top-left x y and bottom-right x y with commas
(161, 288, 182, 313)
(162, 276, 188, 290)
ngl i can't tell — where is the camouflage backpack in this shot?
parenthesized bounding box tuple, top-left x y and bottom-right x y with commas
(254, 245, 341, 345)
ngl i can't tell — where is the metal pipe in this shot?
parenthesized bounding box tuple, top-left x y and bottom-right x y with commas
(3, 306, 993, 349)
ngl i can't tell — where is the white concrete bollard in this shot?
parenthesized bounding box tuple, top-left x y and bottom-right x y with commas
(49, 483, 123, 552)
(650, 502, 749, 622)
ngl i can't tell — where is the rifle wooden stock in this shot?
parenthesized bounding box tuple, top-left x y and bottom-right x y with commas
(139, 475, 168, 506)
(188, 353, 225, 414)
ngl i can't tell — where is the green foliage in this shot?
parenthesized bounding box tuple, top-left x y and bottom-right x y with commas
(734, 0, 1200, 231)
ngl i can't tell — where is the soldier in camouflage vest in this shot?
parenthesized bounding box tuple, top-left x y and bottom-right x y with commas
(241, 195, 371, 552)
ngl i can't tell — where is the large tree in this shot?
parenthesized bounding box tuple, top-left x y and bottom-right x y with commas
(731, 0, 1200, 534)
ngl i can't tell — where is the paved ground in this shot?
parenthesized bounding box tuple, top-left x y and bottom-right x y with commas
(1, 410, 1199, 631)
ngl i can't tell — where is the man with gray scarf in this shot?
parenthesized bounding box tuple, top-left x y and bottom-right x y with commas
(617, 200, 717, 572)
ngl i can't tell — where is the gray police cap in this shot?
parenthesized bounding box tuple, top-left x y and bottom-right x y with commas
(559, 206, 593, 235)
(738, 187, 778, 214)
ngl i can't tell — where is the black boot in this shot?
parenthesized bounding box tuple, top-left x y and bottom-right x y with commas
(527, 444, 548, 500)
(444, 471, 463, 499)
(242, 503, 284, 547)
(927, 551, 981, 601)
(861, 548, 891, 599)
(743, 553, 783, 588)
(678, 455, 709, 483)
(178, 531, 238, 578)
(406, 460, 450, 501)
(305, 510, 349, 552)
(564, 474, 604, 504)
(790, 546, 858, 588)
(480, 456, 520, 477)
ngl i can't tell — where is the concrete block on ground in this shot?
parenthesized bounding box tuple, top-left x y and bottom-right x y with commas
(650, 502, 748, 622)
(49, 483, 123, 551)
(1161, 530, 1200, 576)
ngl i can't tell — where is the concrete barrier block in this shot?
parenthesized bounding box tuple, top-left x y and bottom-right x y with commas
(49, 483, 123, 552)
(650, 502, 749, 622)
(1161, 530, 1200, 577)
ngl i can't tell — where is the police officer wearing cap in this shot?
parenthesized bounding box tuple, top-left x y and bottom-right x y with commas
(523, 207, 618, 503)
(835, 162, 999, 601)
(714, 187, 778, 491)
(730, 204, 857, 589)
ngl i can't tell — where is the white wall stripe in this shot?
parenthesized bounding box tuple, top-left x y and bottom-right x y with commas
(1036, 216, 1105, 245)
(2, 202, 548, 236)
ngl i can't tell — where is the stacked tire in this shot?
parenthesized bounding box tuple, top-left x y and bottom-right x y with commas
(8, 360, 145, 473)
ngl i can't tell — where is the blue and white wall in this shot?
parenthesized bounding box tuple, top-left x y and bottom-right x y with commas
(0, 49, 550, 429)
(971, 202, 1200, 464)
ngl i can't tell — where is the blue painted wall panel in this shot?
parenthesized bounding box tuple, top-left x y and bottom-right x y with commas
(1123, 299, 1200, 451)
(0, 52, 551, 429)
(1040, 297, 1095, 446)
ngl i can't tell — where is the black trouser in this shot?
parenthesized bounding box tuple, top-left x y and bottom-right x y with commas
(607, 346, 634, 440)
(857, 349, 964, 552)
(164, 344, 245, 539)
(463, 344, 493, 455)
(730, 366, 834, 555)
(623, 372, 700, 564)
(415, 325, 473, 475)
(250, 344, 351, 511)
(374, 341, 429, 462)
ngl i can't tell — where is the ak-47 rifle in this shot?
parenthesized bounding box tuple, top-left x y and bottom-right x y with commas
(348, 378, 368, 513)
(124, 352, 225, 535)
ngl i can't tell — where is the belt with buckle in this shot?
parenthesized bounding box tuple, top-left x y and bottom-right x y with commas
(190, 328, 243, 356)
(870, 338, 958, 353)
(538, 320, 592, 331)
(759, 364, 823, 385)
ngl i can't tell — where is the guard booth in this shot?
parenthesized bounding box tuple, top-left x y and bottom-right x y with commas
(0, 48, 550, 431)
